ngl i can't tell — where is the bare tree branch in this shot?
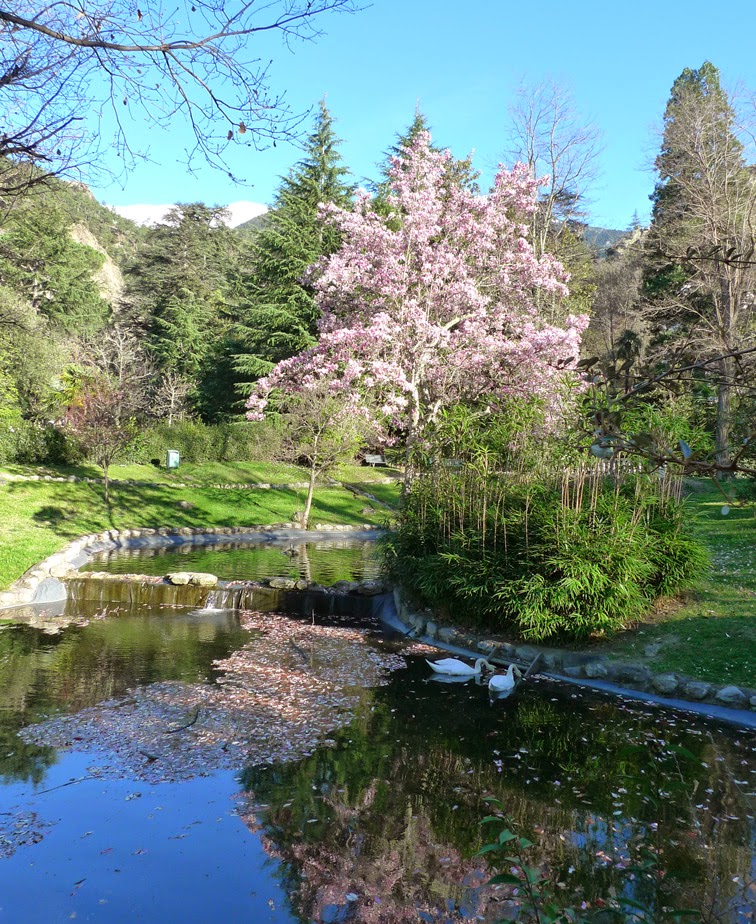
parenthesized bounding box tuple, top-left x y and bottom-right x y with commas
(0, 0, 359, 193)
(504, 78, 603, 256)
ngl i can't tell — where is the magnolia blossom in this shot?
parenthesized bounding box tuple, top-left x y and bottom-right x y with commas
(247, 132, 587, 446)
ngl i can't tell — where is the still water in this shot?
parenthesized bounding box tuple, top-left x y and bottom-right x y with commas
(81, 537, 383, 585)
(0, 546, 754, 922)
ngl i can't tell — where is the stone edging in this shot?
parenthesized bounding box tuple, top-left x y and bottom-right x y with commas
(0, 473, 399, 490)
(399, 602, 756, 716)
(0, 523, 382, 611)
(4, 526, 753, 724)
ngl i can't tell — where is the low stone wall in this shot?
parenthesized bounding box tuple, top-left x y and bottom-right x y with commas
(400, 602, 756, 715)
(4, 526, 753, 722)
(0, 523, 382, 611)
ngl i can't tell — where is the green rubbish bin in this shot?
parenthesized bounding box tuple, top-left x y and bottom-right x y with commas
(165, 449, 180, 469)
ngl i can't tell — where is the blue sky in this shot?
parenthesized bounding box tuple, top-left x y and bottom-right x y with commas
(92, 0, 756, 230)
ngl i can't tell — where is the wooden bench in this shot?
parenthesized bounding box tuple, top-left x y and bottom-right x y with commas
(363, 454, 386, 467)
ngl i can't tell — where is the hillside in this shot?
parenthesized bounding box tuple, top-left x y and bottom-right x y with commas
(583, 225, 627, 254)
(237, 211, 273, 235)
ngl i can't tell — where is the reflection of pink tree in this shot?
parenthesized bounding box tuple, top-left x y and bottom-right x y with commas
(244, 802, 495, 923)
(248, 133, 587, 476)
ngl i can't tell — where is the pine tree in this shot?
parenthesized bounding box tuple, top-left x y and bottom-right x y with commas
(127, 202, 239, 412)
(232, 100, 354, 388)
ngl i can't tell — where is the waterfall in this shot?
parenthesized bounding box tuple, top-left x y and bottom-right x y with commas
(201, 589, 229, 611)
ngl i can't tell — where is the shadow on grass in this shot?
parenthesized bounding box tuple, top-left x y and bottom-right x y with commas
(31, 506, 69, 529)
(595, 600, 755, 688)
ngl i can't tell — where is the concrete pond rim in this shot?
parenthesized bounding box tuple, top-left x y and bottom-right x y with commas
(1, 523, 754, 730)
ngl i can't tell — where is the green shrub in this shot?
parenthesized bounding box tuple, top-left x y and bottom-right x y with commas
(384, 470, 708, 642)
(128, 419, 284, 465)
(219, 419, 284, 462)
(493, 500, 658, 639)
(647, 506, 710, 596)
(0, 421, 73, 465)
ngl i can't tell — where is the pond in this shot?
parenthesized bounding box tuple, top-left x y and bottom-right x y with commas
(0, 543, 754, 923)
(81, 536, 383, 585)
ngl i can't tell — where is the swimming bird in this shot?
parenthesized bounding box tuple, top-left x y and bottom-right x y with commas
(488, 663, 522, 696)
(425, 657, 493, 677)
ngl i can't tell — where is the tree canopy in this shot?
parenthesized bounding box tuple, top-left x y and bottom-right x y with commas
(644, 61, 756, 465)
(248, 132, 587, 469)
(233, 100, 354, 386)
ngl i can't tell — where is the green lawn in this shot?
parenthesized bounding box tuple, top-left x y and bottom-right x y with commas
(596, 481, 755, 689)
(0, 462, 401, 592)
(0, 460, 404, 487)
(1, 460, 308, 486)
(2, 463, 751, 690)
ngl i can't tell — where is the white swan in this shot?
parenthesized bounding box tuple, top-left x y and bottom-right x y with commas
(488, 663, 523, 695)
(425, 657, 493, 677)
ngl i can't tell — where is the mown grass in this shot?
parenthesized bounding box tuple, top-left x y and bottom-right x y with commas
(596, 481, 755, 689)
(1, 460, 294, 486)
(0, 460, 404, 487)
(0, 461, 401, 592)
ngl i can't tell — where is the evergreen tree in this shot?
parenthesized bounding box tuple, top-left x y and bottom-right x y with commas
(232, 101, 354, 388)
(127, 203, 240, 413)
(0, 193, 109, 335)
(643, 62, 756, 465)
(646, 63, 742, 301)
(373, 107, 478, 205)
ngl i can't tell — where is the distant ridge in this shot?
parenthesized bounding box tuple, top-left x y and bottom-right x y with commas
(110, 200, 267, 228)
(583, 226, 628, 253)
(237, 212, 273, 234)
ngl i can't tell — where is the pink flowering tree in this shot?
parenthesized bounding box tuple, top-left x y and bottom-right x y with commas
(247, 132, 588, 480)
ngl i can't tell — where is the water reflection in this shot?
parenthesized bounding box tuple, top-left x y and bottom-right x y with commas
(82, 537, 382, 585)
(0, 605, 250, 784)
(0, 601, 754, 922)
(239, 661, 756, 923)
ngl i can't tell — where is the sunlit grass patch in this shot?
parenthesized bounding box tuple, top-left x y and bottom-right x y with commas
(0, 464, 400, 592)
(600, 481, 755, 688)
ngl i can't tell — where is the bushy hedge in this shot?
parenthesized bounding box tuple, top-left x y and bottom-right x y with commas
(0, 418, 284, 466)
(381, 473, 708, 642)
(128, 419, 284, 465)
(0, 421, 71, 465)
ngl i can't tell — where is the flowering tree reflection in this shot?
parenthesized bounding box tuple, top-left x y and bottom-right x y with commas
(239, 664, 755, 923)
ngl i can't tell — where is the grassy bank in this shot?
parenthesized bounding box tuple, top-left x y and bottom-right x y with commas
(2, 464, 752, 691)
(594, 482, 755, 689)
(0, 461, 402, 592)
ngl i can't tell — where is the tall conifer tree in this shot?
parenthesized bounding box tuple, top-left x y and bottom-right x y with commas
(644, 62, 756, 464)
(233, 100, 354, 387)
(373, 107, 478, 205)
(125, 202, 239, 418)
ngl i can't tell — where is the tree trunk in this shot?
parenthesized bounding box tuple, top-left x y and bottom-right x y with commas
(103, 464, 110, 504)
(715, 356, 733, 469)
(302, 464, 317, 530)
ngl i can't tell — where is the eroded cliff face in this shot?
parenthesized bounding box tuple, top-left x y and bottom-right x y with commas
(68, 221, 126, 309)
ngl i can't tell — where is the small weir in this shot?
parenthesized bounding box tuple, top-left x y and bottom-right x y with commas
(64, 572, 399, 627)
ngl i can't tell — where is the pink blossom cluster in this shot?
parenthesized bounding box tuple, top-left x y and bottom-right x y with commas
(247, 132, 587, 442)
